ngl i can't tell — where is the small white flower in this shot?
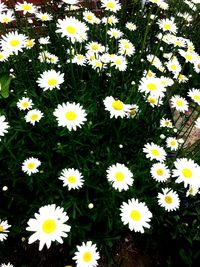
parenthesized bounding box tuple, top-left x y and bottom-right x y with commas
(157, 188, 180, 212)
(25, 109, 43, 125)
(59, 168, 84, 190)
(73, 241, 100, 267)
(22, 157, 41, 176)
(0, 115, 9, 138)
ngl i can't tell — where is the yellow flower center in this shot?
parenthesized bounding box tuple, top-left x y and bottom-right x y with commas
(95, 61, 102, 67)
(147, 71, 153, 77)
(65, 111, 77, 121)
(124, 44, 130, 49)
(163, 23, 171, 30)
(10, 40, 20, 47)
(27, 39, 33, 46)
(22, 102, 29, 108)
(48, 79, 57, 86)
(151, 149, 159, 156)
(194, 95, 200, 101)
(115, 171, 125, 181)
(107, 2, 115, 9)
(41, 15, 48, 21)
(112, 100, 124, 110)
(129, 109, 136, 116)
(176, 99, 183, 107)
(175, 41, 181, 46)
(164, 195, 173, 204)
(42, 219, 56, 234)
(147, 83, 157, 91)
(170, 140, 177, 146)
(91, 44, 99, 50)
(197, 63, 200, 69)
(115, 59, 122, 65)
(2, 17, 10, 23)
(0, 54, 4, 59)
(28, 162, 35, 170)
(22, 4, 32, 11)
(156, 169, 164, 176)
(30, 114, 39, 121)
(130, 210, 141, 221)
(0, 225, 4, 232)
(83, 251, 92, 262)
(66, 25, 76, 34)
(68, 175, 76, 184)
(77, 55, 83, 60)
(108, 18, 113, 23)
(185, 54, 192, 61)
(148, 97, 157, 104)
(170, 64, 177, 71)
(182, 168, 192, 178)
(87, 15, 93, 20)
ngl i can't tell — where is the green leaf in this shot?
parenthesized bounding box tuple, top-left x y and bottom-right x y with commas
(0, 73, 13, 98)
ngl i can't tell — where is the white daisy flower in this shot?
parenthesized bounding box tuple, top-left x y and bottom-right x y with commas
(166, 137, 179, 151)
(25, 109, 43, 125)
(0, 31, 27, 55)
(0, 10, 15, 24)
(56, 17, 88, 43)
(0, 50, 10, 62)
(53, 102, 87, 131)
(178, 49, 197, 63)
(38, 37, 50, 45)
(106, 163, 134, 191)
(102, 15, 118, 25)
(195, 117, 200, 129)
(157, 18, 177, 34)
(0, 115, 9, 139)
(1, 263, 14, 267)
(126, 22, 136, 31)
(120, 198, 152, 233)
(125, 104, 139, 118)
(111, 55, 127, 71)
(186, 185, 199, 197)
(103, 96, 129, 118)
(35, 12, 53, 22)
(22, 157, 41, 176)
(37, 70, 64, 91)
(83, 10, 100, 24)
(86, 41, 105, 54)
(138, 77, 166, 98)
(188, 88, 200, 105)
(166, 58, 181, 74)
(59, 168, 84, 190)
(0, 219, 11, 242)
(72, 54, 86, 66)
(170, 95, 189, 113)
(101, 0, 121, 12)
(146, 95, 163, 107)
(172, 158, 200, 188)
(107, 28, 123, 39)
(118, 39, 135, 57)
(150, 163, 170, 182)
(160, 118, 173, 128)
(143, 142, 167, 162)
(25, 39, 35, 49)
(26, 204, 71, 251)
(17, 97, 33, 111)
(158, 188, 180, 212)
(73, 241, 100, 267)
(15, 1, 37, 14)
(147, 54, 163, 70)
